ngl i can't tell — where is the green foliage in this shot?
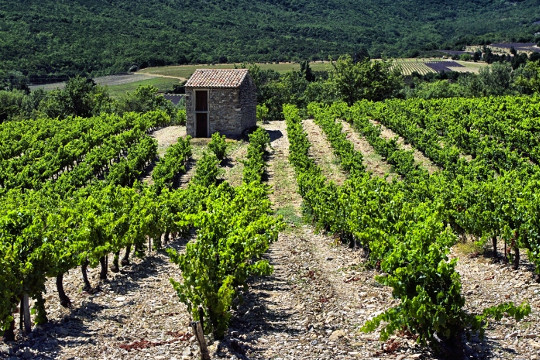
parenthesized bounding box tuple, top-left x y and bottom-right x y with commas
(405, 60, 540, 99)
(1, 81, 183, 123)
(176, 108, 186, 126)
(362, 218, 466, 344)
(152, 136, 192, 190)
(192, 151, 223, 188)
(286, 100, 536, 351)
(168, 183, 281, 339)
(472, 302, 532, 337)
(0, 89, 27, 122)
(0, 104, 280, 338)
(106, 136, 158, 187)
(307, 102, 365, 175)
(1, 0, 539, 80)
(513, 60, 540, 94)
(0, 70, 29, 92)
(243, 128, 271, 184)
(256, 103, 269, 123)
(38, 76, 111, 118)
(330, 55, 403, 105)
(208, 132, 227, 161)
(477, 62, 513, 96)
(116, 85, 178, 120)
(407, 80, 463, 100)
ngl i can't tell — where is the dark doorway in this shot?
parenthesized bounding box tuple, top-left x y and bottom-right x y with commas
(196, 113, 208, 137)
(195, 90, 208, 111)
(195, 90, 209, 137)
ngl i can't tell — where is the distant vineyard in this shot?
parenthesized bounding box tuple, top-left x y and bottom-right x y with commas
(425, 60, 464, 72)
(392, 59, 484, 75)
(392, 60, 436, 75)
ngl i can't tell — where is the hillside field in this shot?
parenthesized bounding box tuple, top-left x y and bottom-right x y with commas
(28, 59, 491, 99)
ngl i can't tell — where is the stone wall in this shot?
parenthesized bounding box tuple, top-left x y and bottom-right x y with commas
(208, 88, 242, 137)
(185, 90, 195, 137)
(239, 76, 257, 132)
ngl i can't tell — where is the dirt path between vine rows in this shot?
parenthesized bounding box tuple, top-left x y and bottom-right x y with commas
(215, 120, 430, 360)
(370, 119, 440, 174)
(338, 119, 397, 180)
(221, 139, 248, 187)
(179, 138, 208, 188)
(302, 119, 348, 185)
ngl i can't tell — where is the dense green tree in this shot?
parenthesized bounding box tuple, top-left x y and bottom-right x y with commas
(300, 61, 315, 82)
(38, 76, 110, 118)
(0, 90, 26, 123)
(513, 61, 540, 94)
(456, 74, 484, 97)
(0, 89, 47, 122)
(478, 62, 513, 96)
(0, 70, 29, 92)
(116, 85, 179, 121)
(330, 55, 403, 105)
(406, 80, 463, 99)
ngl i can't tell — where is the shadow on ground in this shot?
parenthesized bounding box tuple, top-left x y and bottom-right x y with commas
(266, 129, 283, 143)
(216, 273, 299, 360)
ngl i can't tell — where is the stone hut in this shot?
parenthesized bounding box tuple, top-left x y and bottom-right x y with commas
(185, 69, 257, 138)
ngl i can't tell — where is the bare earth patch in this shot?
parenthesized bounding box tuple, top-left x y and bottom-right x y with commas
(151, 126, 187, 158)
(262, 121, 303, 218)
(302, 119, 348, 185)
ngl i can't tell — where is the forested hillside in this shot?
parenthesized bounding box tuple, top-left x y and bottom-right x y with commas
(1, 0, 539, 82)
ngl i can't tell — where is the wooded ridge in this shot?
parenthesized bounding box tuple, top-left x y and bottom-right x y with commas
(1, 0, 539, 82)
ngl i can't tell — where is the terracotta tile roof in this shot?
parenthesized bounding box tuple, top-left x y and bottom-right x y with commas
(185, 69, 249, 88)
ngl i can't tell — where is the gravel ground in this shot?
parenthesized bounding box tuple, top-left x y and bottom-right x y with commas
(452, 244, 540, 360)
(262, 121, 303, 213)
(0, 243, 194, 360)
